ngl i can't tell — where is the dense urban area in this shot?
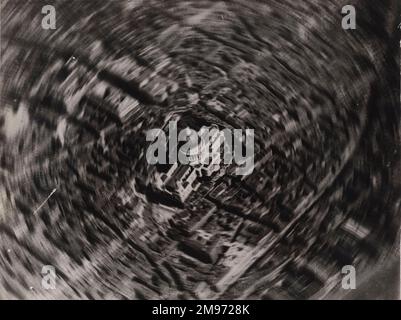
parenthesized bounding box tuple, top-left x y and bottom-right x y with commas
(0, 0, 399, 299)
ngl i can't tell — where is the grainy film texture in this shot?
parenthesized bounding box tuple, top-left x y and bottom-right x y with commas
(0, 0, 400, 299)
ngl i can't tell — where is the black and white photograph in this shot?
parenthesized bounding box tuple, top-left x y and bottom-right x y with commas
(0, 0, 400, 303)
